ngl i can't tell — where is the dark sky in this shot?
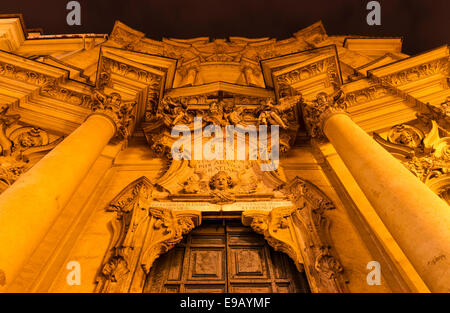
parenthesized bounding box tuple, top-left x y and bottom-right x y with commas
(1, 0, 449, 55)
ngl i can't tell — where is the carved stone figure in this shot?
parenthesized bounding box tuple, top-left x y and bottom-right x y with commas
(302, 89, 347, 139)
(92, 89, 137, 140)
(0, 104, 63, 193)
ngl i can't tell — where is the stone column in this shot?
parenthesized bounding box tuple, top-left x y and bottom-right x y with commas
(303, 91, 450, 292)
(0, 91, 135, 290)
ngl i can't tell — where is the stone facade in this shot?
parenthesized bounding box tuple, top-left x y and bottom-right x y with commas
(0, 15, 448, 293)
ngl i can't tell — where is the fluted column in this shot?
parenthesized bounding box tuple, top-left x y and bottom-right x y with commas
(0, 91, 136, 291)
(303, 91, 450, 292)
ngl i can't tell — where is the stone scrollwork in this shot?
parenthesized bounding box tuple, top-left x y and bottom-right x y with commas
(91, 89, 137, 141)
(242, 206, 304, 272)
(301, 89, 348, 139)
(95, 176, 201, 293)
(285, 177, 346, 293)
(0, 104, 63, 193)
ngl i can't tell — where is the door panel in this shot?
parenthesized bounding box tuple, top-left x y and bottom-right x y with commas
(144, 220, 310, 293)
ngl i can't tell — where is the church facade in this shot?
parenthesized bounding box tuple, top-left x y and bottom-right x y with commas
(0, 15, 448, 293)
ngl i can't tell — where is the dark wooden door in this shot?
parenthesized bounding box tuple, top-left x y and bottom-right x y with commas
(144, 220, 310, 293)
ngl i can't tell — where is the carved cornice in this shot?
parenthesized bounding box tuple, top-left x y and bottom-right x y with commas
(40, 82, 93, 109)
(301, 89, 348, 139)
(96, 176, 201, 293)
(0, 60, 57, 86)
(378, 57, 449, 87)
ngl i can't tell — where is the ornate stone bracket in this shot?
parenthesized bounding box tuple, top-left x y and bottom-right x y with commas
(95, 176, 201, 293)
(242, 206, 304, 272)
(0, 104, 63, 193)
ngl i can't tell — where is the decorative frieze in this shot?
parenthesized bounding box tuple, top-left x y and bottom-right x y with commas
(41, 82, 93, 108)
(345, 85, 393, 106)
(276, 57, 338, 89)
(379, 57, 449, 87)
(0, 61, 56, 86)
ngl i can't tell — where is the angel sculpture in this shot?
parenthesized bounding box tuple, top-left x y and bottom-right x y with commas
(256, 96, 300, 129)
(159, 96, 192, 127)
(223, 101, 245, 126)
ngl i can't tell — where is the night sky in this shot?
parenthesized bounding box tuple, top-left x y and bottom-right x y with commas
(0, 0, 449, 55)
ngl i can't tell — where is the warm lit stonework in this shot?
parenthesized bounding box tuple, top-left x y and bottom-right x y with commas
(0, 15, 449, 293)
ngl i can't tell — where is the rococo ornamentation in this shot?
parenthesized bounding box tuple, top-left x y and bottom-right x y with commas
(0, 104, 63, 193)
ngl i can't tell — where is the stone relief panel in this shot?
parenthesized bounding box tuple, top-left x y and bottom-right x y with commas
(143, 93, 302, 160)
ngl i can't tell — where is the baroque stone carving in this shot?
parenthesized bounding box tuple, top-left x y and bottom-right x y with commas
(144, 93, 300, 158)
(0, 104, 63, 193)
(91, 89, 137, 140)
(95, 176, 201, 293)
(242, 206, 304, 272)
(276, 57, 338, 89)
(301, 89, 348, 139)
(374, 113, 450, 204)
(242, 176, 346, 293)
(167, 160, 279, 204)
(0, 61, 56, 86)
(379, 58, 449, 87)
(41, 82, 93, 108)
(283, 177, 347, 293)
(345, 85, 393, 106)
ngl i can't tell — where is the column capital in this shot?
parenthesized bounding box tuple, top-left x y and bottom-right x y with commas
(88, 89, 137, 141)
(302, 90, 349, 139)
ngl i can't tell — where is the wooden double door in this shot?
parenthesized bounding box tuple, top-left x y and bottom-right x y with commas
(144, 220, 310, 293)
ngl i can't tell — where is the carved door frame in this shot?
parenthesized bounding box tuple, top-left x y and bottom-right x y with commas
(95, 176, 347, 293)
